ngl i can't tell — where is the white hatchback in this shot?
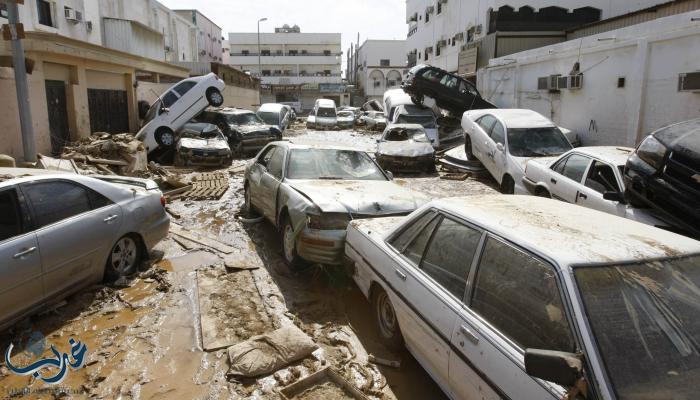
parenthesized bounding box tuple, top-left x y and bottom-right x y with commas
(136, 73, 225, 154)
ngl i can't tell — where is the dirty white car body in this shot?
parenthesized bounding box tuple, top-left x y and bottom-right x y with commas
(175, 123, 232, 167)
(243, 142, 428, 266)
(361, 111, 388, 131)
(376, 124, 435, 173)
(345, 195, 700, 400)
(136, 73, 225, 155)
(336, 110, 355, 130)
(0, 169, 169, 330)
(522, 146, 666, 226)
(257, 103, 293, 133)
(462, 109, 573, 194)
(308, 99, 338, 130)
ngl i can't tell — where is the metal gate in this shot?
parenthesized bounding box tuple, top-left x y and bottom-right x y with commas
(45, 80, 70, 155)
(87, 89, 129, 133)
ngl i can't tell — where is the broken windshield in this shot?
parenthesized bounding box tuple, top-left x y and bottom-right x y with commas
(227, 113, 264, 126)
(574, 255, 700, 399)
(396, 115, 436, 129)
(507, 127, 572, 157)
(286, 149, 387, 181)
(317, 108, 336, 118)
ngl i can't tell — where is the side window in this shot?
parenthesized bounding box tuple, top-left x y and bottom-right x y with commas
(0, 189, 22, 242)
(551, 155, 569, 175)
(585, 161, 621, 193)
(402, 216, 441, 265)
(389, 211, 437, 252)
(421, 68, 444, 83)
(87, 188, 113, 210)
(459, 80, 478, 96)
(561, 154, 591, 183)
(476, 115, 496, 135)
(257, 146, 277, 168)
(267, 147, 285, 179)
(490, 122, 505, 145)
(162, 91, 179, 108)
(471, 237, 575, 352)
(420, 218, 482, 299)
(22, 181, 92, 229)
(439, 74, 458, 90)
(173, 81, 196, 97)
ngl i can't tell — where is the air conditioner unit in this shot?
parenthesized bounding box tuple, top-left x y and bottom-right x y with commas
(438, 39, 447, 47)
(678, 72, 700, 92)
(426, 6, 435, 14)
(85, 21, 93, 32)
(454, 32, 464, 41)
(64, 8, 78, 22)
(75, 11, 83, 22)
(538, 75, 561, 91)
(165, 45, 172, 52)
(426, 46, 434, 54)
(569, 74, 583, 90)
(439, 0, 448, 4)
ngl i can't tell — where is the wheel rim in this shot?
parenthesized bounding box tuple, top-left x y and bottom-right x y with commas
(211, 91, 223, 104)
(111, 237, 137, 275)
(376, 292, 397, 338)
(161, 132, 174, 146)
(283, 224, 295, 263)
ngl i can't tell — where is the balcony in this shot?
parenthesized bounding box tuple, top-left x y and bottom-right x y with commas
(230, 52, 342, 57)
(229, 54, 340, 66)
(408, 23, 418, 38)
(261, 74, 343, 85)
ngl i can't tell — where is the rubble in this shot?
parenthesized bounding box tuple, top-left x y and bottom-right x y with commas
(59, 132, 148, 176)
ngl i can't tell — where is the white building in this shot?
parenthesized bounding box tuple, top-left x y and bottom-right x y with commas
(347, 39, 408, 102)
(228, 25, 344, 109)
(478, 9, 700, 147)
(221, 39, 231, 64)
(405, 0, 670, 74)
(174, 9, 223, 63)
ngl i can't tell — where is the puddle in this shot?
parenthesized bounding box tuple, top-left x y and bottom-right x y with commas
(157, 251, 221, 272)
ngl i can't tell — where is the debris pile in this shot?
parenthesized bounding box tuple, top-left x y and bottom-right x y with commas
(58, 133, 147, 175)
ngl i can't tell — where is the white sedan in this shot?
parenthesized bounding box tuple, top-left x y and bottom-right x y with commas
(345, 195, 700, 400)
(462, 109, 573, 194)
(522, 146, 666, 226)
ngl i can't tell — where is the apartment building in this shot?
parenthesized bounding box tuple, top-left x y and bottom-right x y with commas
(174, 9, 223, 63)
(346, 40, 408, 102)
(228, 25, 344, 109)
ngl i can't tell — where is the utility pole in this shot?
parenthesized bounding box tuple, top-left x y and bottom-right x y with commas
(3, 0, 36, 162)
(257, 17, 267, 78)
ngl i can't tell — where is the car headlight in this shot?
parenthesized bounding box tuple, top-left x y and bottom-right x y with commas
(636, 135, 667, 170)
(307, 213, 350, 230)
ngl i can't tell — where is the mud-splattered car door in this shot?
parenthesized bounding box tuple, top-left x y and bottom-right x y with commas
(259, 146, 286, 221)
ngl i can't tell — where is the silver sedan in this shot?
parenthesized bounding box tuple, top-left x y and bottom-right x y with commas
(0, 169, 170, 330)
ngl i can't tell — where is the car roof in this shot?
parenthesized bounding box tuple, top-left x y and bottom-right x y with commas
(568, 146, 634, 166)
(258, 103, 288, 112)
(316, 99, 335, 107)
(468, 109, 555, 129)
(396, 104, 433, 116)
(207, 107, 253, 115)
(275, 141, 364, 152)
(433, 195, 700, 266)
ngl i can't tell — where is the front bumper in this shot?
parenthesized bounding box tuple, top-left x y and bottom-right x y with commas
(178, 151, 232, 166)
(377, 154, 435, 173)
(296, 228, 346, 265)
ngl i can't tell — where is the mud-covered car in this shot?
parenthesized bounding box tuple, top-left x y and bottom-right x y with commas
(624, 118, 700, 238)
(195, 107, 281, 156)
(360, 111, 387, 131)
(174, 123, 232, 167)
(337, 110, 355, 130)
(243, 142, 428, 267)
(376, 124, 435, 173)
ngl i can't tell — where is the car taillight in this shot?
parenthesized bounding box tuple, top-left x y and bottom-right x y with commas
(160, 196, 167, 207)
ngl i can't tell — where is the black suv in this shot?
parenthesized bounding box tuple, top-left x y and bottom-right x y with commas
(195, 107, 282, 156)
(624, 119, 700, 238)
(402, 64, 495, 116)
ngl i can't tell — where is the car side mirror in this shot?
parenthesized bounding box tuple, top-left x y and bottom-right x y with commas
(386, 171, 394, 180)
(496, 142, 504, 152)
(525, 349, 582, 388)
(603, 191, 625, 202)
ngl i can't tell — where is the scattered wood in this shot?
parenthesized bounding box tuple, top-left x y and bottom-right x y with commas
(164, 207, 181, 219)
(183, 172, 230, 200)
(96, 164, 117, 175)
(368, 354, 401, 368)
(170, 224, 236, 254)
(230, 164, 246, 174)
(163, 184, 193, 198)
(224, 254, 261, 271)
(86, 156, 129, 166)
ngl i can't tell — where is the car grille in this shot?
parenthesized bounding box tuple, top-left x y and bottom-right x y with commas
(192, 150, 216, 157)
(665, 151, 700, 193)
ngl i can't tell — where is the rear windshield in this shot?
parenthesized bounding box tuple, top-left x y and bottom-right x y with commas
(226, 113, 264, 126)
(287, 149, 386, 181)
(317, 108, 336, 118)
(257, 112, 279, 125)
(396, 115, 436, 129)
(507, 127, 572, 157)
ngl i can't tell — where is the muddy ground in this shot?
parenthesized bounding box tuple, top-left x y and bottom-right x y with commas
(0, 126, 498, 400)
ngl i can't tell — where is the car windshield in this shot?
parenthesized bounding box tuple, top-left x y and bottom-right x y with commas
(257, 111, 279, 125)
(384, 128, 427, 142)
(286, 149, 387, 180)
(143, 99, 162, 125)
(396, 115, 436, 129)
(574, 255, 700, 399)
(317, 108, 336, 118)
(338, 112, 353, 118)
(227, 113, 264, 126)
(507, 127, 572, 157)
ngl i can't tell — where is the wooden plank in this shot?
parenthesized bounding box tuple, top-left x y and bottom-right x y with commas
(169, 224, 236, 254)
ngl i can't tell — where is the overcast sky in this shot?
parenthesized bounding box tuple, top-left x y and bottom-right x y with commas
(159, 0, 407, 71)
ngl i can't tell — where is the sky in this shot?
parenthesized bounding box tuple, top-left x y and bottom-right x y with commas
(159, 0, 407, 72)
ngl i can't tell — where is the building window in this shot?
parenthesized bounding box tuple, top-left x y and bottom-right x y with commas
(380, 59, 390, 67)
(323, 50, 331, 56)
(425, 12, 430, 23)
(242, 50, 249, 55)
(436, 43, 441, 57)
(0, 3, 8, 19)
(288, 50, 298, 56)
(301, 50, 307, 55)
(276, 49, 282, 55)
(437, 2, 442, 14)
(373, 81, 381, 88)
(424, 51, 429, 61)
(261, 49, 270, 56)
(262, 70, 271, 76)
(36, 0, 54, 27)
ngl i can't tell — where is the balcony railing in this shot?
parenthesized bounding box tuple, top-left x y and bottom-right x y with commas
(230, 52, 342, 57)
(408, 24, 418, 38)
(260, 73, 342, 77)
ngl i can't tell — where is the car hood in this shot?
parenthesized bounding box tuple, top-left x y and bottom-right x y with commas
(178, 137, 230, 151)
(378, 141, 435, 157)
(234, 124, 274, 135)
(288, 179, 428, 215)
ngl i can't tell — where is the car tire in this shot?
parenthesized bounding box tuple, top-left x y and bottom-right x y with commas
(464, 135, 475, 159)
(105, 235, 141, 282)
(243, 183, 257, 215)
(155, 127, 175, 148)
(426, 163, 437, 174)
(501, 175, 515, 195)
(281, 215, 308, 270)
(535, 187, 551, 198)
(372, 286, 404, 350)
(206, 87, 224, 107)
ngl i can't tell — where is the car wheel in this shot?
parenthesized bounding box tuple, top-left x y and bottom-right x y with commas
(155, 128, 175, 148)
(411, 94, 424, 106)
(464, 135, 475, 159)
(105, 235, 140, 282)
(281, 216, 308, 270)
(243, 183, 257, 215)
(501, 175, 515, 195)
(206, 87, 224, 107)
(535, 187, 551, 198)
(372, 286, 404, 350)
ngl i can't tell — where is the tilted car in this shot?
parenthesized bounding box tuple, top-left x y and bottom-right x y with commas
(624, 118, 700, 238)
(402, 64, 495, 116)
(257, 103, 293, 133)
(336, 110, 355, 130)
(463, 109, 573, 194)
(174, 123, 232, 167)
(136, 73, 225, 156)
(243, 142, 428, 267)
(522, 146, 668, 227)
(360, 111, 387, 131)
(195, 107, 281, 156)
(345, 194, 700, 400)
(376, 124, 435, 173)
(0, 169, 169, 330)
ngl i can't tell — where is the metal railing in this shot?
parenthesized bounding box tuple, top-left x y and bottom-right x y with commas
(230, 52, 342, 57)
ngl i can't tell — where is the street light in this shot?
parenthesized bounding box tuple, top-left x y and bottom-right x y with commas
(257, 17, 268, 79)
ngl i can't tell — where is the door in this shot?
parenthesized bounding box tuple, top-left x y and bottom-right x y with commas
(449, 236, 574, 400)
(0, 187, 43, 325)
(472, 115, 499, 177)
(549, 153, 592, 203)
(21, 180, 123, 300)
(248, 146, 277, 220)
(45, 80, 70, 155)
(579, 160, 625, 215)
(259, 147, 285, 220)
(438, 74, 460, 110)
(489, 120, 508, 182)
(459, 80, 480, 111)
(88, 89, 129, 133)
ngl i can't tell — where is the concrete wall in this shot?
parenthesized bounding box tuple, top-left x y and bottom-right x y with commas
(478, 10, 700, 147)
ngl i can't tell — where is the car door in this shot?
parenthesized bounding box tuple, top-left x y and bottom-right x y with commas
(21, 180, 123, 300)
(419, 67, 444, 98)
(459, 80, 480, 111)
(259, 146, 285, 221)
(548, 153, 592, 203)
(579, 159, 625, 215)
(0, 186, 43, 325)
(449, 236, 575, 400)
(472, 115, 499, 176)
(248, 146, 277, 220)
(489, 120, 508, 183)
(438, 74, 460, 110)
(169, 81, 204, 127)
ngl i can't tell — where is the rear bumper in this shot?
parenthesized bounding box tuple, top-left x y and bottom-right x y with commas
(296, 228, 346, 265)
(377, 154, 434, 172)
(142, 212, 170, 252)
